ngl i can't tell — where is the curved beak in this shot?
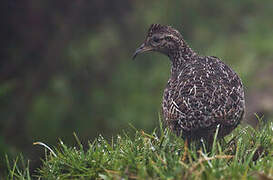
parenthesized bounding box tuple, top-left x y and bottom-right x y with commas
(132, 43, 153, 60)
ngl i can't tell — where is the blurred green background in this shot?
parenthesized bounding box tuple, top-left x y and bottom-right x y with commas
(1, 0, 273, 174)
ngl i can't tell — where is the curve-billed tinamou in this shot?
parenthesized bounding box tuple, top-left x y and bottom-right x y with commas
(133, 24, 245, 144)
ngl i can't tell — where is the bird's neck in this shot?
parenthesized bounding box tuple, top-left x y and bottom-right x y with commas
(168, 44, 196, 77)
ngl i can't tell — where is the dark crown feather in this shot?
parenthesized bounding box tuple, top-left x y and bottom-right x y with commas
(148, 24, 183, 39)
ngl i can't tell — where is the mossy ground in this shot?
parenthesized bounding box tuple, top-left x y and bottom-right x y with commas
(6, 118, 273, 179)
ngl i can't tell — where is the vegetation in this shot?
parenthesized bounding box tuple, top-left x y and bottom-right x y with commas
(6, 118, 273, 179)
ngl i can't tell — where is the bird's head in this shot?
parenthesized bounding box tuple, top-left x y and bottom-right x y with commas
(133, 24, 184, 59)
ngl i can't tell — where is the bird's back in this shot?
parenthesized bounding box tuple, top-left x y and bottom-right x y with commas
(162, 55, 245, 141)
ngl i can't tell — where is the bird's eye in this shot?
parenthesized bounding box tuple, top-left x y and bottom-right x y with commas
(152, 36, 160, 43)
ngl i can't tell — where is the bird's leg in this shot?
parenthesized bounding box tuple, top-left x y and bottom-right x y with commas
(181, 138, 189, 162)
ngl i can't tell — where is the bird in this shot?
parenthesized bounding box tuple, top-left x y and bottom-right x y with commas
(133, 24, 245, 144)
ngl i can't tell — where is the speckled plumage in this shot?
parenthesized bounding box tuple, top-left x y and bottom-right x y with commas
(133, 24, 245, 142)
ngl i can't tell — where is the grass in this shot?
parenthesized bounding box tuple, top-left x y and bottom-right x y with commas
(6, 118, 273, 180)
